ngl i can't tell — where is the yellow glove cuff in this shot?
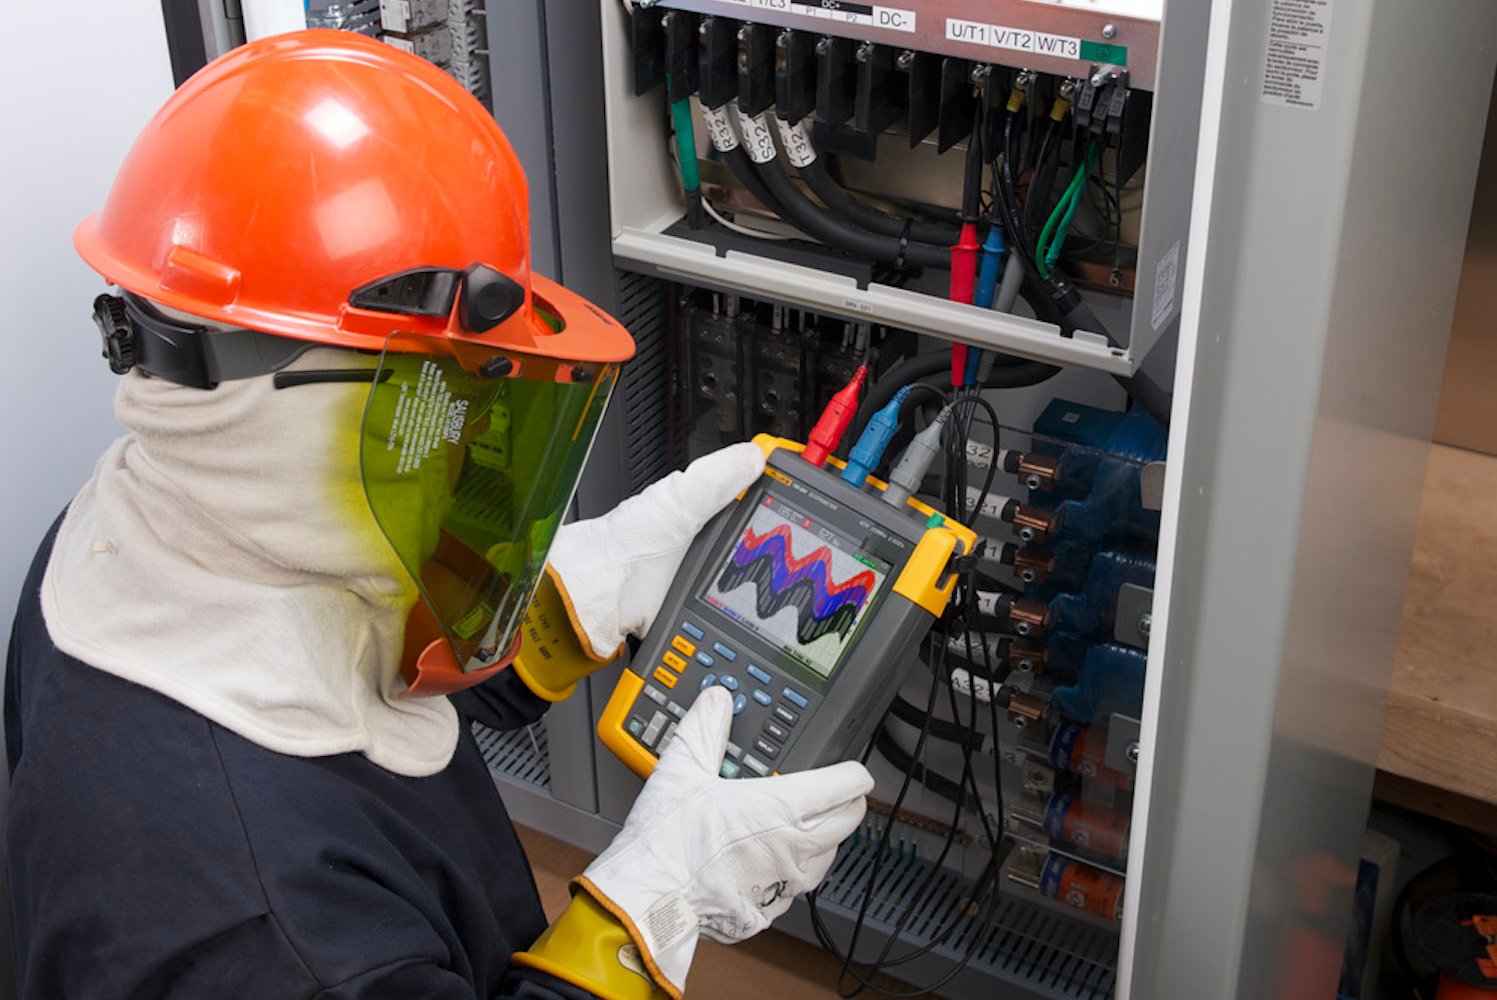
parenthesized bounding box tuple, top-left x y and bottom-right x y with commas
(512, 568, 619, 702)
(512, 890, 668, 1000)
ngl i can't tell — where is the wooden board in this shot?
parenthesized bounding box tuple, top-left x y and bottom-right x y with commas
(1377, 443, 1497, 809)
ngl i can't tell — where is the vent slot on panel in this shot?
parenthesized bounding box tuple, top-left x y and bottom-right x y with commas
(814, 837, 1118, 1000)
(614, 269, 675, 494)
(471, 721, 552, 789)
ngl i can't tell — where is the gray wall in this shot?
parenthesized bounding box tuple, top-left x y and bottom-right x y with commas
(1, 1, 174, 655)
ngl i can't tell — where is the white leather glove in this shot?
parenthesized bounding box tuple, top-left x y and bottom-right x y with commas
(576, 687, 873, 999)
(545, 443, 766, 660)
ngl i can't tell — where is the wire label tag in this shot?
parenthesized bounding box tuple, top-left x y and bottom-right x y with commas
(736, 109, 778, 164)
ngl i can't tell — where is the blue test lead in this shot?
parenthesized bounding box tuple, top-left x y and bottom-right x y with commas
(841, 385, 910, 488)
(975, 225, 1006, 310)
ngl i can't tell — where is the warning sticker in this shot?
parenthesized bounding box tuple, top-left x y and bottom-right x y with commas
(1151, 239, 1180, 332)
(1261, 0, 1333, 110)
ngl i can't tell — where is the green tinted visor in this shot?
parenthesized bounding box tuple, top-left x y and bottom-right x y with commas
(360, 332, 617, 690)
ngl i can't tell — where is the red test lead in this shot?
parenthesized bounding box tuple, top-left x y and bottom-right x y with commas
(801, 365, 868, 466)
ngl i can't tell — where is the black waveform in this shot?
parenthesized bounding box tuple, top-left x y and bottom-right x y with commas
(717, 556, 862, 645)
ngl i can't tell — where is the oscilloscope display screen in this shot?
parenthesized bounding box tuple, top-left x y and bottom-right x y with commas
(701, 493, 896, 680)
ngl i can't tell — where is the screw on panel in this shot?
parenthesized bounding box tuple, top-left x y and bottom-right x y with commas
(1025, 474, 1042, 490)
(1125, 741, 1140, 764)
(699, 21, 708, 38)
(856, 41, 874, 63)
(1004, 752, 1018, 764)
(896, 49, 914, 71)
(1015, 621, 1031, 636)
(1013, 716, 1028, 730)
(970, 63, 992, 88)
(1110, 267, 1124, 287)
(1102, 23, 1117, 39)
(1138, 613, 1153, 637)
(815, 36, 831, 55)
(1019, 526, 1036, 542)
(1020, 568, 1037, 583)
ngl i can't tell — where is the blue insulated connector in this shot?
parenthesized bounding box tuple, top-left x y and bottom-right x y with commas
(842, 385, 910, 488)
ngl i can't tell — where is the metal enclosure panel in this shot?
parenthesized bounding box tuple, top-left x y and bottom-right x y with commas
(487, 0, 562, 279)
(594, 0, 1209, 376)
(1121, 1, 1497, 998)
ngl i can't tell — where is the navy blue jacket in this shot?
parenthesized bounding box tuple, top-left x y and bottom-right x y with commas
(5, 516, 595, 999)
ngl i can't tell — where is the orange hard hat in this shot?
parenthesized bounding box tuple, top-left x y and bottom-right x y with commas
(75, 29, 632, 367)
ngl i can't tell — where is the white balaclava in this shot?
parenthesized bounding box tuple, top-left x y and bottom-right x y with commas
(41, 313, 462, 777)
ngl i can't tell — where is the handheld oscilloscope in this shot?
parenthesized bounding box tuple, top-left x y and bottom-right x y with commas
(599, 434, 976, 780)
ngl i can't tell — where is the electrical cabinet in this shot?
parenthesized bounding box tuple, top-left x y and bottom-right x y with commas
(164, 1, 1497, 997)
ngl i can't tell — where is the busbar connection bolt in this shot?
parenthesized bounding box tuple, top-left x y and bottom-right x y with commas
(856, 42, 874, 63)
(971, 63, 992, 88)
(896, 50, 914, 71)
(815, 36, 831, 56)
(1102, 23, 1118, 39)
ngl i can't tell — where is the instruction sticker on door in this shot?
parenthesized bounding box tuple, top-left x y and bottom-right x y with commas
(1261, 0, 1334, 110)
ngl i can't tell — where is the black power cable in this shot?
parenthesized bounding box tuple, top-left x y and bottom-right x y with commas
(800, 159, 960, 248)
(747, 149, 953, 271)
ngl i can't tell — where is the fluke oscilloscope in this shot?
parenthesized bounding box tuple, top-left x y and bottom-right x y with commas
(600, 435, 976, 780)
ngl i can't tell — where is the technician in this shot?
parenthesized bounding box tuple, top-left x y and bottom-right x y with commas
(5, 31, 871, 1000)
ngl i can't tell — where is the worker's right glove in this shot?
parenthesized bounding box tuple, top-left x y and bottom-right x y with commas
(517, 687, 872, 1000)
(512, 443, 765, 702)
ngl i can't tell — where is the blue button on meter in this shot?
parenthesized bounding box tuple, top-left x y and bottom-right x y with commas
(747, 664, 772, 685)
(719, 675, 739, 691)
(713, 642, 737, 661)
(680, 621, 704, 640)
(752, 689, 772, 706)
(732, 694, 748, 716)
(782, 687, 809, 709)
(696, 652, 715, 668)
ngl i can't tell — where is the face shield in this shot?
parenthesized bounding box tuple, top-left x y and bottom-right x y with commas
(360, 329, 618, 697)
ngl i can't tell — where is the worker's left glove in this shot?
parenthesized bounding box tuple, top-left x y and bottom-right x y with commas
(575, 686, 873, 998)
(513, 443, 765, 701)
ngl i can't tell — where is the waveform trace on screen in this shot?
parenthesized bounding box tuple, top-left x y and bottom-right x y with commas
(716, 524, 877, 644)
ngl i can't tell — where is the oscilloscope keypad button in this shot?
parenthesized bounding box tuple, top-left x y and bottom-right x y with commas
(747, 664, 772, 685)
(643, 685, 667, 706)
(726, 741, 744, 760)
(680, 621, 705, 640)
(719, 759, 742, 780)
(732, 694, 748, 716)
(700, 673, 718, 690)
(782, 687, 809, 709)
(666, 701, 686, 720)
(764, 720, 790, 744)
(773, 705, 799, 727)
(753, 738, 780, 760)
(696, 652, 715, 668)
(752, 689, 772, 706)
(742, 754, 770, 777)
(713, 642, 737, 661)
(641, 711, 668, 748)
(719, 674, 739, 691)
